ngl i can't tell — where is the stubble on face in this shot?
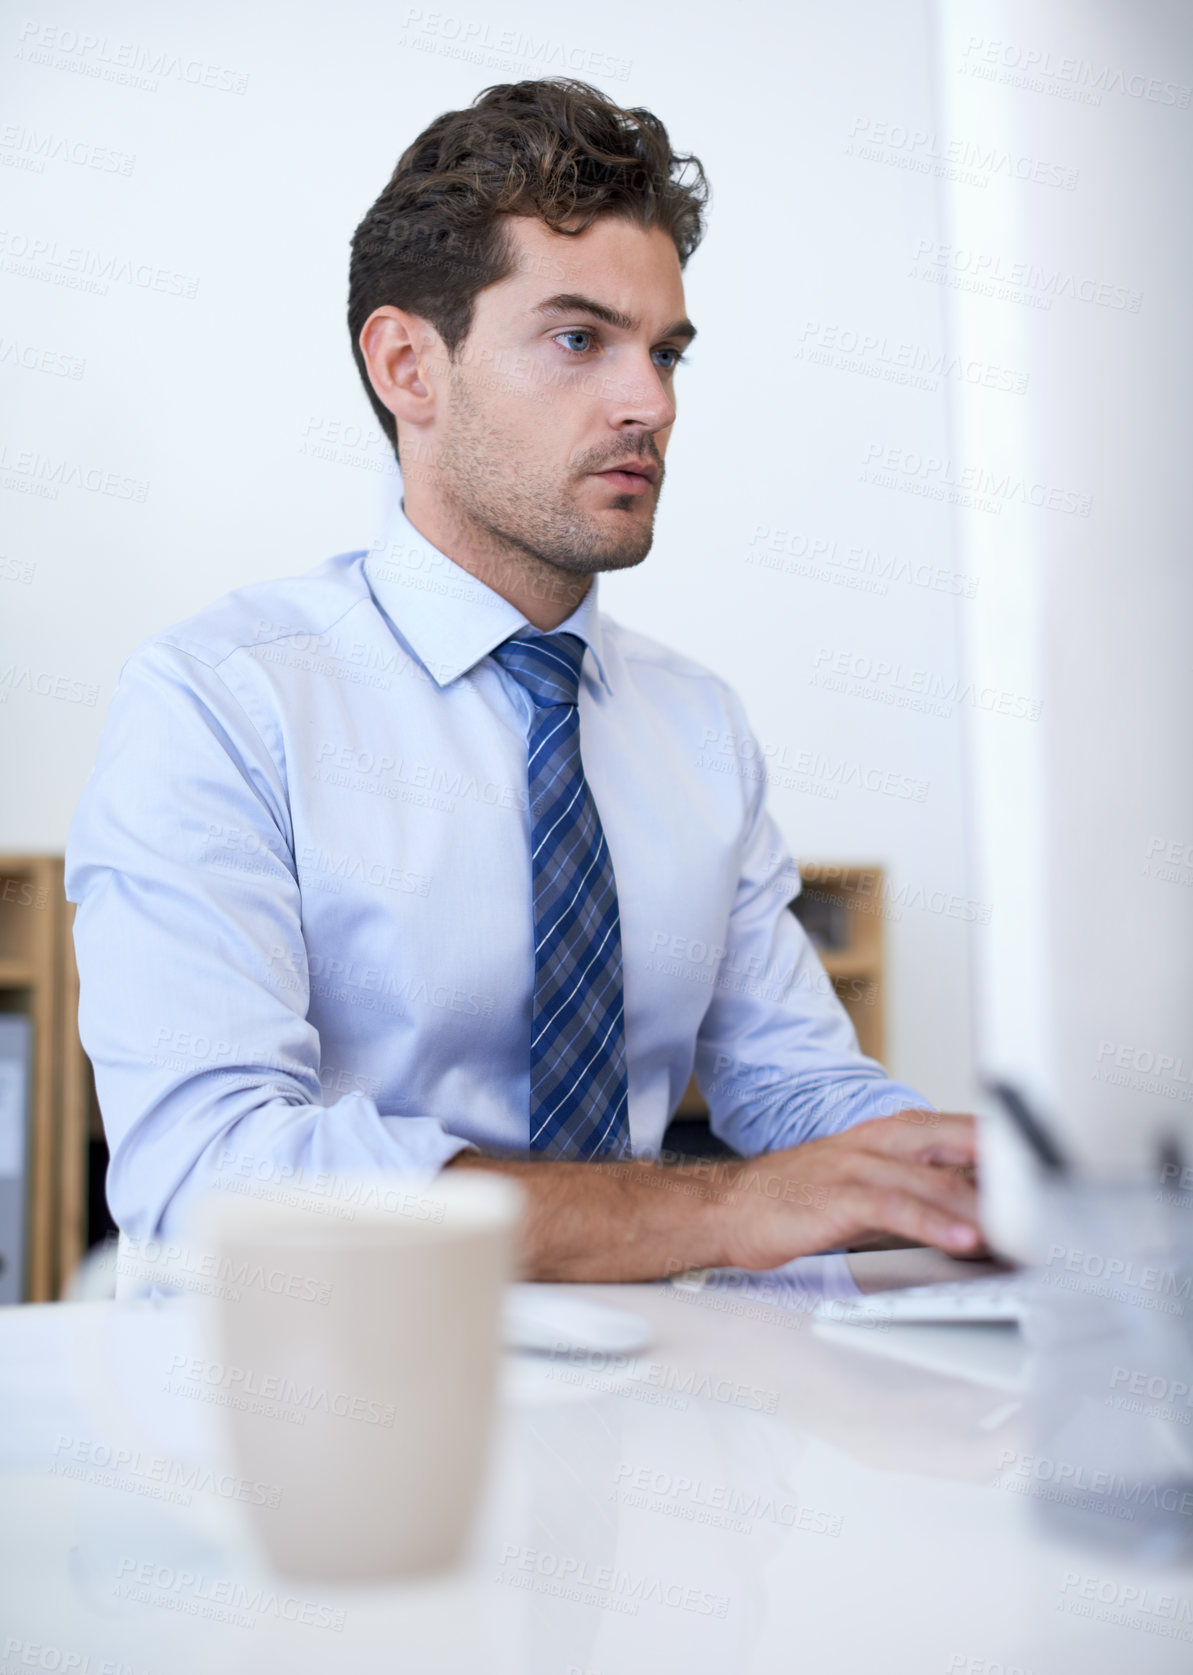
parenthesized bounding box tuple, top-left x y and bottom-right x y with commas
(433, 362, 663, 580)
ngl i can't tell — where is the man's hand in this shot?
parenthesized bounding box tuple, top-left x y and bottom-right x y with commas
(446, 1110, 982, 1281)
(711, 1111, 981, 1270)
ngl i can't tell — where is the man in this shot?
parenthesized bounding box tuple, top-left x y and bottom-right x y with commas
(65, 78, 982, 1282)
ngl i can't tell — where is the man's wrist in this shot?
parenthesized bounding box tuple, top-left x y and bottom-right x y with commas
(664, 1156, 742, 1269)
(437, 1149, 739, 1279)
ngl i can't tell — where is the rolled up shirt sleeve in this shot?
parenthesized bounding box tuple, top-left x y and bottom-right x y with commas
(64, 640, 473, 1242)
(692, 695, 934, 1156)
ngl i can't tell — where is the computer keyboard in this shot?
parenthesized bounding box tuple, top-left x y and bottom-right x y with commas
(816, 1272, 1031, 1324)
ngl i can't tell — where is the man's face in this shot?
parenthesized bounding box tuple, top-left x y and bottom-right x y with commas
(426, 213, 694, 575)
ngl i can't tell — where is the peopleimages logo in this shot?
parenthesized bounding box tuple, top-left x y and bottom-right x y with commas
(859, 443, 1092, 518)
(795, 319, 1028, 394)
(1107, 1365, 1193, 1426)
(311, 740, 527, 812)
(118, 1236, 333, 1304)
(0, 229, 200, 298)
(496, 1544, 729, 1617)
(958, 36, 1192, 108)
(998, 1449, 1193, 1519)
(1042, 1243, 1191, 1303)
(810, 647, 1042, 722)
(0, 123, 136, 176)
(697, 724, 932, 800)
(610, 1463, 844, 1536)
(398, 8, 631, 83)
(164, 1353, 397, 1427)
(0, 441, 148, 501)
(15, 22, 251, 95)
(1093, 1040, 1193, 1087)
(50, 1434, 282, 1508)
(1057, 1570, 1193, 1631)
(846, 115, 1079, 190)
(111, 1558, 344, 1632)
(909, 239, 1142, 313)
(747, 523, 978, 598)
(0, 662, 99, 706)
(214, 1150, 447, 1223)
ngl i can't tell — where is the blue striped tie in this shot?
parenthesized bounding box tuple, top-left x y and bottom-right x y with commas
(491, 630, 631, 1160)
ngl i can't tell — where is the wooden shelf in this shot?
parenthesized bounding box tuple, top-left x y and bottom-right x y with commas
(673, 861, 888, 1121)
(820, 951, 876, 980)
(0, 856, 92, 1301)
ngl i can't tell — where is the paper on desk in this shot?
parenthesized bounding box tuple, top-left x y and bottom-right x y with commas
(669, 1251, 862, 1313)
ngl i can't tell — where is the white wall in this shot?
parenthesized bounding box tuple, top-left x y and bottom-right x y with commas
(1, 0, 980, 1107)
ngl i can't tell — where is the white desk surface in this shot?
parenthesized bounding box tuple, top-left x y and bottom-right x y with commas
(0, 1247, 1187, 1674)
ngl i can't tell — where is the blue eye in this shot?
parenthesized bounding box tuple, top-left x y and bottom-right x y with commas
(551, 331, 688, 369)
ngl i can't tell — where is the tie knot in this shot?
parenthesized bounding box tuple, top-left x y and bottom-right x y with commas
(491, 631, 585, 709)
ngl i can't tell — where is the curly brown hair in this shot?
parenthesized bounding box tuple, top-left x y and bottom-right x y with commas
(347, 78, 710, 461)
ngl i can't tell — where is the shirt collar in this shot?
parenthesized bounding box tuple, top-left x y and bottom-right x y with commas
(363, 496, 614, 697)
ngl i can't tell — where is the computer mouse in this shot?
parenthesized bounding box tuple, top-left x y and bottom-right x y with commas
(503, 1284, 653, 1356)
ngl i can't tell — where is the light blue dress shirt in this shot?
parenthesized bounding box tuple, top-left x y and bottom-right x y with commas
(64, 497, 932, 1239)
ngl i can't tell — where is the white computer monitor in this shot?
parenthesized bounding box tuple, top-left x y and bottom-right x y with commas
(932, 0, 1193, 1253)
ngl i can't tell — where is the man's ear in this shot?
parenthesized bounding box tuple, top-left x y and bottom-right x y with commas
(358, 305, 444, 435)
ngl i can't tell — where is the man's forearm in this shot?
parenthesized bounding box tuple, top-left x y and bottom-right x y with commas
(445, 1150, 732, 1281)
(444, 1112, 985, 1280)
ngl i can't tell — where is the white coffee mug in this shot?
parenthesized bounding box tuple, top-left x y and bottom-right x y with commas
(191, 1170, 524, 1582)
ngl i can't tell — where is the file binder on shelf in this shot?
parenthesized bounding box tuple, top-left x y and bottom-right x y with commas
(0, 1014, 33, 1304)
